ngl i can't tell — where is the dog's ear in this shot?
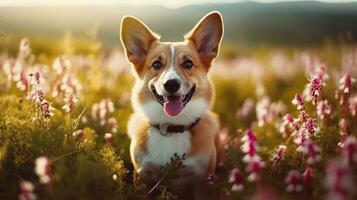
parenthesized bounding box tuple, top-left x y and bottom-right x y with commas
(185, 11, 223, 67)
(120, 16, 159, 73)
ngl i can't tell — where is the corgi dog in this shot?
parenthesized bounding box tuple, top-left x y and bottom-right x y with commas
(120, 11, 223, 192)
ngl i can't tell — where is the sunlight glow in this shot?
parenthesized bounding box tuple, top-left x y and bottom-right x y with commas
(0, 0, 356, 8)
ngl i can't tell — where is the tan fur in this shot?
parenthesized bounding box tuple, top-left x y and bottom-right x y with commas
(189, 111, 220, 175)
(127, 110, 220, 176)
(127, 113, 148, 170)
(121, 12, 224, 196)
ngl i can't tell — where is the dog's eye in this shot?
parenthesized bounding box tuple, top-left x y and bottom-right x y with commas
(182, 60, 193, 69)
(152, 61, 163, 70)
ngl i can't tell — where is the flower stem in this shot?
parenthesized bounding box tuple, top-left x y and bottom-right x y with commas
(52, 151, 78, 163)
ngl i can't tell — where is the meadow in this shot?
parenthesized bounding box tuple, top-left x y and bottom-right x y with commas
(0, 32, 356, 200)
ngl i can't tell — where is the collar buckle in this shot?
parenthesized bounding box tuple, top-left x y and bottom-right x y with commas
(158, 123, 174, 137)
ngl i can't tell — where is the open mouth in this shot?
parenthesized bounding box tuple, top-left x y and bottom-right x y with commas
(151, 85, 196, 116)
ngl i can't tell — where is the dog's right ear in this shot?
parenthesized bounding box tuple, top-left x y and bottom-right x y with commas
(120, 16, 159, 73)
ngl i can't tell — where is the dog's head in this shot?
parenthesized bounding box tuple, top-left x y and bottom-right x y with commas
(120, 12, 223, 124)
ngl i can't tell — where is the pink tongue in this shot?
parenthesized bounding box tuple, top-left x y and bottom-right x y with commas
(164, 96, 184, 116)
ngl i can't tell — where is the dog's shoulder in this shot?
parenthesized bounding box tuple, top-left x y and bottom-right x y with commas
(127, 113, 150, 151)
(189, 111, 220, 154)
(196, 111, 220, 136)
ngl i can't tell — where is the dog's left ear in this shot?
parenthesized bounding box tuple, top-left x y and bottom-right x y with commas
(185, 11, 223, 67)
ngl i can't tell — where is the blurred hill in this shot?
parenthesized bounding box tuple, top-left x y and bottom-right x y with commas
(1, 1, 357, 47)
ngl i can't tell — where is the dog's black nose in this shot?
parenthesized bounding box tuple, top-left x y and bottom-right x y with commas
(164, 79, 180, 93)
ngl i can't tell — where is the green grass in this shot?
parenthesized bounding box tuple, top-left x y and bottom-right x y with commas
(0, 36, 356, 200)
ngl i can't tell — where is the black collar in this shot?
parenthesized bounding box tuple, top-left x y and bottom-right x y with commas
(153, 118, 200, 136)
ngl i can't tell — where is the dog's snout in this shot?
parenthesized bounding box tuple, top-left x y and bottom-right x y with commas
(164, 79, 180, 93)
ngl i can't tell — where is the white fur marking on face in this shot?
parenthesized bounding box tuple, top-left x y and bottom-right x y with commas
(146, 127, 191, 165)
(163, 44, 180, 83)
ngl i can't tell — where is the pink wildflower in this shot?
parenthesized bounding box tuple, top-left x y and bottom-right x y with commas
(91, 103, 101, 119)
(285, 170, 303, 192)
(349, 95, 357, 116)
(271, 145, 286, 166)
(52, 74, 81, 97)
(241, 129, 257, 160)
(16, 70, 29, 91)
(40, 100, 53, 118)
(229, 168, 244, 191)
(34, 72, 40, 84)
(60, 74, 81, 95)
(279, 114, 299, 137)
(207, 173, 218, 184)
(338, 119, 348, 147)
(91, 99, 115, 126)
(307, 74, 324, 105)
(241, 129, 257, 144)
(236, 98, 255, 120)
(298, 110, 308, 123)
(325, 160, 354, 200)
(18, 180, 36, 200)
(107, 117, 118, 133)
(279, 121, 290, 138)
(336, 73, 355, 107)
(293, 128, 309, 147)
(219, 128, 229, 150)
(298, 141, 322, 165)
(246, 156, 265, 182)
(29, 88, 45, 105)
(29, 72, 41, 86)
(304, 118, 318, 136)
(241, 129, 264, 182)
(269, 101, 286, 118)
(52, 55, 72, 75)
(28, 72, 53, 118)
(292, 94, 305, 110)
(217, 128, 229, 166)
(18, 38, 31, 60)
(256, 97, 270, 127)
(283, 113, 294, 124)
(316, 64, 329, 81)
(62, 93, 78, 113)
(104, 133, 113, 145)
(303, 167, 314, 184)
(72, 129, 84, 139)
(341, 136, 357, 165)
(2, 58, 16, 80)
(101, 99, 114, 113)
(35, 156, 51, 184)
(317, 100, 332, 120)
(293, 117, 318, 150)
(339, 73, 355, 95)
(256, 98, 286, 127)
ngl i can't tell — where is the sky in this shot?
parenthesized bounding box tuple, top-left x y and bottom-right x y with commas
(0, 0, 356, 8)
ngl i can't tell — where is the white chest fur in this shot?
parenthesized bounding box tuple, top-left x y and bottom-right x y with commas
(146, 127, 191, 166)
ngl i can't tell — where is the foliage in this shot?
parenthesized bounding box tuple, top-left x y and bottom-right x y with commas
(0, 36, 356, 200)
